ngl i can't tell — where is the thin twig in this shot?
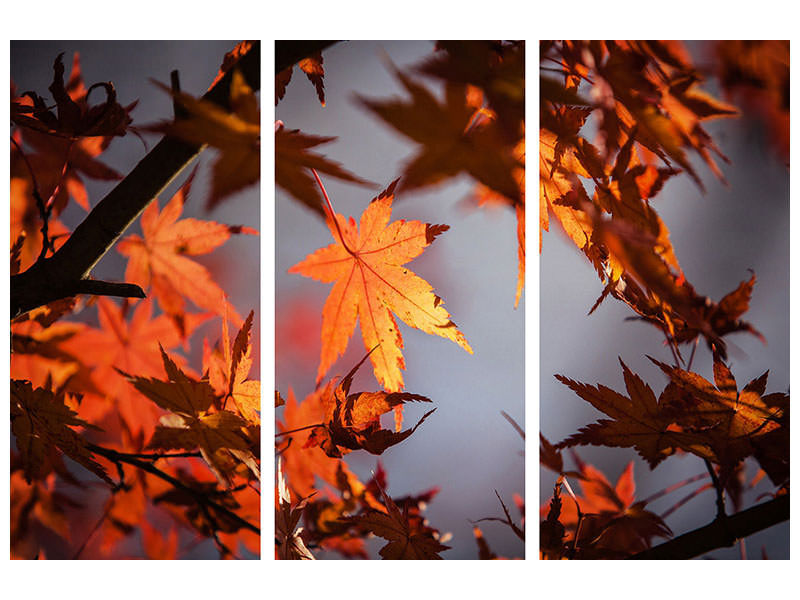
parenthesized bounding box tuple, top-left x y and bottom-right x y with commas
(275, 423, 323, 437)
(660, 483, 713, 520)
(640, 471, 709, 505)
(687, 337, 699, 371)
(500, 410, 525, 440)
(704, 459, 727, 520)
(72, 500, 113, 559)
(10, 136, 52, 260)
(112, 450, 202, 460)
(88, 443, 259, 536)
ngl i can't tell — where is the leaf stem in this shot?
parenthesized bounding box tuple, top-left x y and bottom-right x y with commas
(687, 337, 699, 371)
(311, 168, 357, 256)
(660, 482, 713, 520)
(640, 471, 709, 505)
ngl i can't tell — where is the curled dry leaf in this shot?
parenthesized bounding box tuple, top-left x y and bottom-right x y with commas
(11, 52, 135, 139)
(304, 349, 436, 458)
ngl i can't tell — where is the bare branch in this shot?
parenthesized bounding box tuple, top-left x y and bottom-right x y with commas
(628, 493, 788, 560)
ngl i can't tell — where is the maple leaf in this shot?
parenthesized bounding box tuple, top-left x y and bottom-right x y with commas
(540, 480, 566, 560)
(116, 171, 257, 331)
(539, 127, 595, 257)
(204, 310, 260, 424)
(275, 124, 373, 217)
(141, 521, 179, 560)
(289, 179, 472, 391)
(209, 41, 256, 90)
(539, 433, 564, 474)
(649, 354, 788, 486)
(715, 40, 789, 162)
(342, 480, 450, 559)
(415, 40, 525, 143)
(58, 297, 204, 438)
(150, 69, 259, 209)
(122, 346, 260, 485)
(594, 215, 764, 358)
(11, 470, 78, 558)
(544, 456, 671, 558)
(275, 459, 315, 560)
(472, 133, 526, 307)
(13, 125, 123, 218)
(11, 379, 111, 484)
(276, 50, 326, 106)
(357, 66, 521, 204)
(277, 386, 361, 499)
(555, 358, 710, 468)
(10, 319, 93, 394)
(304, 350, 436, 458)
(11, 52, 135, 139)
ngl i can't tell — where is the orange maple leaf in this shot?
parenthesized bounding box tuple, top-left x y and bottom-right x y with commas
(204, 310, 260, 424)
(11, 471, 71, 558)
(278, 386, 364, 501)
(117, 172, 257, 331)
(542, 457, 671, 558)
(289, 179, 472, 391)
(58, 298, 205, 438)
(151, 69, 259, 209)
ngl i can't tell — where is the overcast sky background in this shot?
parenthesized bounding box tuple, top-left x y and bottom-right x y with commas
(276, 41, 525, 559)
(540, 41, 789, 559)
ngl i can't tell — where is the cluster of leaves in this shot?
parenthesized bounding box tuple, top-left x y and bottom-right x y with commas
(276, 40, 525, 559)
(539, 40, 789, 559)
(10, 42, 261, 559)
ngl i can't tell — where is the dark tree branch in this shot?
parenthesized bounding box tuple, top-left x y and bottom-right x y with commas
(628, 493, 788, 560)
(275, 40, 339, 74)
(10, 40, 261, 319)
